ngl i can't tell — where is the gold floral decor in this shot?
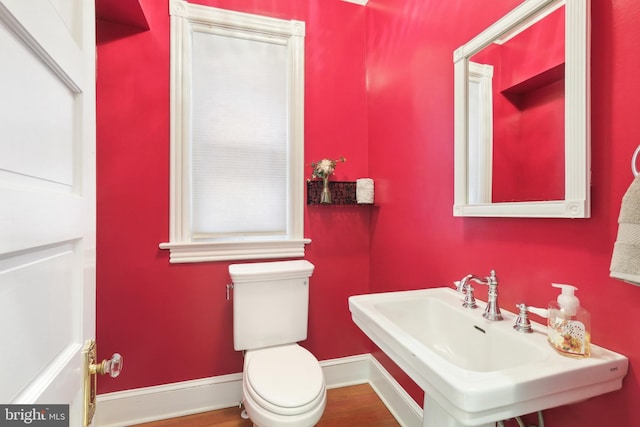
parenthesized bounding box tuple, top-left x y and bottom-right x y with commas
(309, 156, 346, 203)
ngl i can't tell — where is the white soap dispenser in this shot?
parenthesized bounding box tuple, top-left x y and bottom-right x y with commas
(547, 283, 591, 358)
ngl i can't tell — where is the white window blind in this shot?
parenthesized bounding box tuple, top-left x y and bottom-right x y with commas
(191, 33, 288, 238)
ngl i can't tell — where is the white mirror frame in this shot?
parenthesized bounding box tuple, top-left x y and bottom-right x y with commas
(453, 0, 590, 218)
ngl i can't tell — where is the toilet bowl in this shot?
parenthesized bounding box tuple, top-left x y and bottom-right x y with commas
(242, 344, 326, 427)
(229, 260, 327, 427)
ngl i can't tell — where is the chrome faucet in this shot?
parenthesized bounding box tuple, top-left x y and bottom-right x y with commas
(457, 270, 503, 321)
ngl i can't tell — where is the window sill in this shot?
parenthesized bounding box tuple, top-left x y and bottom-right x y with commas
(159, 239, 312, 263)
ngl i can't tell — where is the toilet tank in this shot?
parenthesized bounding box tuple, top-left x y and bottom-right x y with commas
(230, 260, 315, 351)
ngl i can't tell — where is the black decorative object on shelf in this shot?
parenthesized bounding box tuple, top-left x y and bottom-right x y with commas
(307, 181, 372, 205)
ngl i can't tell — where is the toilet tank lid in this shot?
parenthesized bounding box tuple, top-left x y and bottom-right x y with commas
(229, 260, 314, 283)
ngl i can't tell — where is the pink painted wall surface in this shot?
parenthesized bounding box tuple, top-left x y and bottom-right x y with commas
(366, 0, 640, 425)
(471, 7, 565, 202)
(96, 0, 371, 393)
(96, 0, 640, 425)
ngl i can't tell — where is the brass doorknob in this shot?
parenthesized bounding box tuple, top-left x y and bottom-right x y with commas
(83, 340, 123, 426)
(90, 352, 123, 378)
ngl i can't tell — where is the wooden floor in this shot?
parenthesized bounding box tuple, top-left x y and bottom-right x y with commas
(133, 384, 399, 427)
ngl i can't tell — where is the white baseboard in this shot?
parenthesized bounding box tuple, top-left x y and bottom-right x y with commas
(95, 353, 423, 427)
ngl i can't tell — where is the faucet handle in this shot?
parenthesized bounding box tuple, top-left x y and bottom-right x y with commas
(513, 303, 533, 333)
(513, 304, 548, 333)
(527, 306, 549, 319)
(453, 280, 465, 292)
(462, 286, 478, 309)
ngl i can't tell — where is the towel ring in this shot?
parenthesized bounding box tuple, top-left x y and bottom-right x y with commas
(633, 146, 640, 177)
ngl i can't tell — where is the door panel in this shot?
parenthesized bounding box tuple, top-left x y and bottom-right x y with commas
(0, 0, 95, 425)
(0, 245, 77, 402)
(0, 17, 76, 187)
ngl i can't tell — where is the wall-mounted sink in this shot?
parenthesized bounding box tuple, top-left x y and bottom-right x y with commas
(349, 288, 628, 427)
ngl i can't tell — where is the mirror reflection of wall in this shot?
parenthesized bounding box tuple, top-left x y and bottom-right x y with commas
(468, 5, 565, 203)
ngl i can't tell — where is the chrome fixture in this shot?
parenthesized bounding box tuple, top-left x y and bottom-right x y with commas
(513, 303, 549, 333)
(513, 304, 533, 333)
(462, 286, 478, 309)
(458, 270, 503, 320)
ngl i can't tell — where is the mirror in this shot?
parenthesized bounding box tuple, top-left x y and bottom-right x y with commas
(453, 0, 590, 218)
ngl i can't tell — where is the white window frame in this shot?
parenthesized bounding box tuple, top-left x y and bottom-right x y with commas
(160, 0, 310, 263)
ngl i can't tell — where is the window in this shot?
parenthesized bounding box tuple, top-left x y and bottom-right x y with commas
(160, 1, 309, 263)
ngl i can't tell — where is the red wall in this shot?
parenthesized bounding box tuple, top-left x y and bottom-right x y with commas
(96, 0, 371, 393)
(473, 8, 565, 202)
(366, 0, 640, 425)
(97, 0, 640, 425)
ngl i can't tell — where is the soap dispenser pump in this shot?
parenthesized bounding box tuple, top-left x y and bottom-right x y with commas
(547, 283, 591, 358)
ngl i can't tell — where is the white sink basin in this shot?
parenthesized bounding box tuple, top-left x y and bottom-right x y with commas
(349, 287, 628, 426)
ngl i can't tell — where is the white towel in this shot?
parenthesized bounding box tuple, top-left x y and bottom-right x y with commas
(356, 178, 374, 204)
(610, 175, 640, 285)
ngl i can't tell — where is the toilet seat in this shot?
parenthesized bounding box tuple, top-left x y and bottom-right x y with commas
(244, 345, 325, 416)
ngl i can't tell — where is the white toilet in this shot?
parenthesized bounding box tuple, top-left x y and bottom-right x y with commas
(229, 260, 326, 427)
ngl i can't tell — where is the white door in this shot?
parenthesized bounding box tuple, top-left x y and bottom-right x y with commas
(0, 0, 96, 426)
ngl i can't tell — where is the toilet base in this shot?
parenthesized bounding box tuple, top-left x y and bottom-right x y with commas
(242, 377, 326, 427)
